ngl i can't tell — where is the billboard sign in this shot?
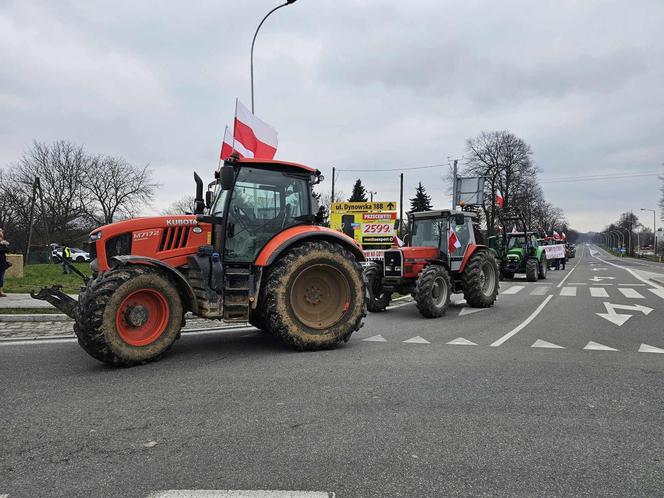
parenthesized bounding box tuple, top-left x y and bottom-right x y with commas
(330, 201, 398, 247)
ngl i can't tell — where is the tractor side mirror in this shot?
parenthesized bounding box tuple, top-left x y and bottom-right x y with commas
(205, 190, 213, 209)
(454, 214, 465, 225)
(220, 164, 235, 191)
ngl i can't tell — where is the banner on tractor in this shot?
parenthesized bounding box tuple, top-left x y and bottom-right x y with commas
(330, 202, 398, 247)
(543, 244, 566, 259)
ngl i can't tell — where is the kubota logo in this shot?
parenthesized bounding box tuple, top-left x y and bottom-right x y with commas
(165, 219, 197, 226)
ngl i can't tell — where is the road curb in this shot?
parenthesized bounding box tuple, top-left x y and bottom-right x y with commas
(0, 314, 73, 322)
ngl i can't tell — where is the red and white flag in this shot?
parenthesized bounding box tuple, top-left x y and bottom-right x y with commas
(220, 126, 235, 161)
(496, 193, 504, 208)
(553, 230, 561, 240)
(233, 99, 278, 159)
(448, 228, 461, 254)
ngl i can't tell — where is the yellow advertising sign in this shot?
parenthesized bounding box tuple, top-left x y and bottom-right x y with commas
(330, 201, 398, 247)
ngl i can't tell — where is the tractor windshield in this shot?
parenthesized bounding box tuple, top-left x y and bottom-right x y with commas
(224, 167, 311, 262)
(411, 217, 447, 249)
(507, 235, 527, 249)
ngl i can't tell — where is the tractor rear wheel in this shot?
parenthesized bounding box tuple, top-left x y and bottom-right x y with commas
(525, 258, 538, 282)
(74, 265, 183, 366)
(365, 264, 391, 312)
(538, 255, 548, 279)
(415, 265, 451, 318)
(461, 250, 499, 308)
(263, 240, 366, 350)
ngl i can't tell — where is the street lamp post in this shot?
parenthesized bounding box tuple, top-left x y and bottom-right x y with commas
(640, 208, 656, 254)
(250, 0, 298, 113)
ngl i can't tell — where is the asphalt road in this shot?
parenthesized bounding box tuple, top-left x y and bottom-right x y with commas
(1, 245, 663, 497)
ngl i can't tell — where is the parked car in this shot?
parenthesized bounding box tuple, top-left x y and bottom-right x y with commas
(52, 247, 91, 263)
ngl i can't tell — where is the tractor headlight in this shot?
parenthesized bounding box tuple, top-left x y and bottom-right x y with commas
(89, 231, 102, 242)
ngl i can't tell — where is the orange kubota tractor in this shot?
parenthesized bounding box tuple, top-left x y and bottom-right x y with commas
(33, 157, 367, 366)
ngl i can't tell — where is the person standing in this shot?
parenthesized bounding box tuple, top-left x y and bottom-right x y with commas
(62, 245, 72, 274)
(0, 229, 10, 297)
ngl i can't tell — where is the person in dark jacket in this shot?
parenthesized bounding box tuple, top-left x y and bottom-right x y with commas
(0, 229, 10, 297)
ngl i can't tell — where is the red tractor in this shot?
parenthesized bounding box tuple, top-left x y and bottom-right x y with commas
(33, 157, 367, 366)
(364, 210, 499, 317)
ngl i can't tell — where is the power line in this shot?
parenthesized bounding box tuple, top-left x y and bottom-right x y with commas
(540, 171, 662, 183)
(336, 163, 448, 172)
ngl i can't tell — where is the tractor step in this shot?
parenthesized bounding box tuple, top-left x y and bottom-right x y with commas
(222, 266, 252, 322)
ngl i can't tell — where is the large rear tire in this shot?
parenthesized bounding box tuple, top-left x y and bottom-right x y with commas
(538, 255, 548, 279)
(461, 250, 499, 308)
(365, 263, 391, 312)
(263, 240, 366, 350)
(525, 258, 538, 282)
(415, 265, 451, 318)
(74, 266, 183, 366)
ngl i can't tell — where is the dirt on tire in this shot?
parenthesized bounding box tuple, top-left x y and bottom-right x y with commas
(461, 249, 499, 308)
(74, 265, 183, 366)
(365, 264, 391, 312)
(414, 265, 451, 318)
(263, 240, 366, 350)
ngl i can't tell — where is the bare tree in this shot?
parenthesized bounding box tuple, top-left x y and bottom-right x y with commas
(161, 195, 196, 215)
(82, 156, 159, 225)
(659, 174, 664, 222)
(463, 131, 539, 234)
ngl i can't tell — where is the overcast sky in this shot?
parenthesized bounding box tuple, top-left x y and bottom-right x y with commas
(2, 0, 663, 232)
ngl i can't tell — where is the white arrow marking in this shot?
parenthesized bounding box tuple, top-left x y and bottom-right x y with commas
(403, 336, 430, 344)
(638, 343, 664, 354)
(591, 268, 608, 271)
(603, 302, 653, 315)
(532, 339, 565, 349)
(363, 334, 387, 342)
(589, 276, 616, 282)
(584, 341, 618, 351)
(458, 307, 487, 316)
(446, 337, 477, 345)
(596, 312, 631, 326)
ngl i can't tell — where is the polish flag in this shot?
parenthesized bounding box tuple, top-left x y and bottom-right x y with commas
(496, 193, 504, 208)
(233, 99, 278, 159)
(220, 126, 235, 161)
(448, 228, 461, 254)
(553, 230, 561, 240)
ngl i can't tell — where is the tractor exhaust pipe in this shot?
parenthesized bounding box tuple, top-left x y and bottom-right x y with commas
(194, 172, 205, 214)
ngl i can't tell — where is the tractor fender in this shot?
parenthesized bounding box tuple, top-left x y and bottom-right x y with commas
(110, 255, 197, 312)
(459, 244, 491, 273)
(254, 225, 365, 267)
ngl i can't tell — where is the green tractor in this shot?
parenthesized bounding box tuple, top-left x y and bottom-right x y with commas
(489, 231, 548, 282)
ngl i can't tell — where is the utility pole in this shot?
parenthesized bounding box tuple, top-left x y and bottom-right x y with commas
(399, 173, 404, 235)
(369, 191, 377, 202)
(331, 166, 335, 204)
(24, 177, 40, 266)
(451, 159, 458, 209)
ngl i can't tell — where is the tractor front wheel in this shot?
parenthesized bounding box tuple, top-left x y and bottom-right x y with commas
(415, 265, 451, 318)
(74, 266, 183, 366)
(365, 263, 391, 312)
(263, 240, 366, 350)
(525, 258, 538, 282)
(461, 250, 499, 308)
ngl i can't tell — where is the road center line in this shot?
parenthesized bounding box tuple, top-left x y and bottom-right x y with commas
(556, 245, 585, 288)
(490, 295, 553, 347)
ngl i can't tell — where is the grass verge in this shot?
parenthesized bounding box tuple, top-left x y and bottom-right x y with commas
(0, 308, 63, 315)
(4, 263, 89, 294)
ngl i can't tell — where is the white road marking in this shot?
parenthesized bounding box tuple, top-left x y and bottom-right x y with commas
(650, 288, 664, 300)
(403, 336, 430, 344)
(591, 267, 608, 271)
(566, 283, 588, 285)
(556, 247, 585, 288)
(596, 302, 653, 326)
(490, 295, 553, 347)
(363, 334, 387, 342)
(147, 492, 334, 498)
(589, 276, 615, 282)
(458, 307, 487, 316)
(592, 247, 663, 290)
(532, 339, 564, 349)
(618, 287, 645, 299)
(590, 287, 609, 298)
(530, 286, 550, 295)
(618, 283, 646, 286)
(559, 287, 577, 297)
(446, 337, 477, 345)
(584, 341, 618, 351)
(501, 285, 525, 295)
(639, 344, 664, 354)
